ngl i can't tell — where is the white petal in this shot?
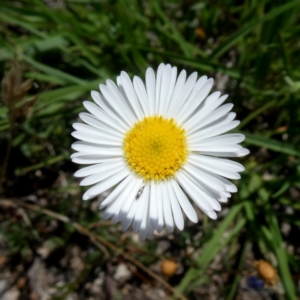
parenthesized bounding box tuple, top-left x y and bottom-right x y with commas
(194, 75, 208, 90)
(178, 78, 214, 124)
(199, 148, 249, 157)
(91, 89, 125, 125)
(185, 94, 228, 132)
(238, 148, 250, 156)
(116, 75, 135, 117)
(159, 64, 172, 115)
(71, 152, 89, 159)
(99, 85, 133, 127)
(139, 189, 151, 240)
(71, 141, 122, 156)
(181, 169, 222, 212)
(146, 216, 156, 238)
(90, 91, 130, 129)
(189, 117, 240, 142)
(156, 184, 164, 233)
(189, 133, 245, 150)
(83, 101, 128, 133)
(164, 66, 177, 117)
(122, 201, 137, 232)
(183, 162, 226, 192)
(120, 71, 143, 120)
(99, 174, 133, 209)
(80, 162, 125, 186)
(103, 176, 136, 219)
(83, 168, 130, 200)
(162, 182, 174, 232)
(198, 111, 237, 131)
(133, 76, 150, 116)
(71, 153, 115, 165)
(133, 185, 150, 232)
(203, 210, 218, 220)
(79, 113, 123, 138)
(176, 171, 214, 212)
(219, 193, 229, 203)
(74, 158, 123, 177)
(149, 183, 159, 229)
(173, 72, 198, 117)
(106, 79, 136, 124)
(167, 182, 184, 230)
(178, 165, 224, 202)
(192, 144, 245, 153)
(104, 177, 141, 221)
(118, 179, 144, 221)
(188, 155, 241, 180)
(72, 121, 115, 138)
(155, 63, 165, 113)
(190, 103, 234, 131)
(145, 67, 156, 115)
(182, 75, 208, 114)
(185, 159, 238, 194)
(171, 180, 198, 223)
(139, 221, 148, 241)
(90, 90, 108, 110)
(72, 123, 122, 146)
(223, 192, 231, 198)
(167, 69, 186, 116)
(71, 130, 121, 146)
(210, 173, 238, 193)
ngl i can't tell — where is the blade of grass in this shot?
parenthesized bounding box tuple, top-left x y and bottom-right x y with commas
(210, 0, 300, 59)
(227, 239, 249, 300)
(176, 203, 244, 295)
(20, 55, 86, 85)
(63, 32, 99, 66)
(243, 132, 300, 157)
(131, 46, 240, 78)
(0, 12, 46, 38)
(189, 218, 247, 292)
(151, 1, 206, 58)
(261, 220, 296, 300)
(238, 100, 277, 129)
(15, 154, 66, 175)
(267, 212, 296, 299)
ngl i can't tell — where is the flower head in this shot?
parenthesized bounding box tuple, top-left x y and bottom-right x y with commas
(71, 63, 249, 240)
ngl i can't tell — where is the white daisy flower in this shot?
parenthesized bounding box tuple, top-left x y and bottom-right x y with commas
(71, 63, 249, 240)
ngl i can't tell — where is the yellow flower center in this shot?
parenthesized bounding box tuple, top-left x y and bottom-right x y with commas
(123, 115, 188, 181)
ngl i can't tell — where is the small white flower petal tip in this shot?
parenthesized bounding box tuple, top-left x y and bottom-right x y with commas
(71, 63, 249, 240)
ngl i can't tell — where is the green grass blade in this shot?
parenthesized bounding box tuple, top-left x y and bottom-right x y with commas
(262, 212, 297, 300)
(176, 203, 244, 295)
(227, 239, 249, 300)
(15, 155, 66, 175)
(238, 100, 277, 129)
(210, 0, 300, 59)
(243, 132, 300, 157)
(151, 1, 204, 58)
(20, 55, 86, 85)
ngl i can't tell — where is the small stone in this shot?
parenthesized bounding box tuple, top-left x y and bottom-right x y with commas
(256, 260, 277, 283)
(114, 263, 132, 282)
(17, 277, 27, 289)
(161, 260, 177, 277)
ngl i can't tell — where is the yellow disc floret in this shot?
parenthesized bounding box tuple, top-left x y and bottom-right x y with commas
(123, 115, 188, 181)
